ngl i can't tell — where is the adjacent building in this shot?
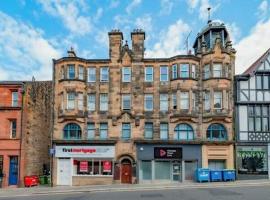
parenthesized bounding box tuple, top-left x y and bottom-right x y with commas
(235, 48, 270, 180)
(52, 21, 236, 186)
(0, 81, 23, 188)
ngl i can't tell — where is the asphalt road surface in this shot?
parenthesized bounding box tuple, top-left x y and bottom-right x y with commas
(1, 185, 270, 200)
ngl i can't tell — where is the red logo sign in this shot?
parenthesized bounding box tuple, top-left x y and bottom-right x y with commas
(160, 149, 167, 157)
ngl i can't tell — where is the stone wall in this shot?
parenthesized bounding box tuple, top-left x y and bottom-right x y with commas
(21, 81, 52, 184)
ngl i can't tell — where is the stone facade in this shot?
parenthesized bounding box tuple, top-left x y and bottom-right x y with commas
(52, 22, 236, 186)
(20, 81, 52, 185)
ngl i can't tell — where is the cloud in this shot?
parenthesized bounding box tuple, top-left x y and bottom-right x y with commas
(94, 8, 103, 23)
(0, 11, 61, 80)
(186, 0, 219, 21)
(126, 0, 141, 14)
(135, 14, 152, 32)
(109, 0, 120, 9)
(95, 29, 109, 48)
(145, 19, 191, 58)
(257, 0, 269, 19)
(234, 17, 270, 74)
(160, 0, 174, 15)
(37, 0, 92, 35)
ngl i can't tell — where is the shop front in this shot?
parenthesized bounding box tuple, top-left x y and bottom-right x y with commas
(54, 145, 115, 186)
(236, 145, 268, 180)
(136, 144, 201, 183)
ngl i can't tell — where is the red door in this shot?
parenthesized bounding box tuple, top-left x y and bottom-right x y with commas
(121, 164, 132, 184)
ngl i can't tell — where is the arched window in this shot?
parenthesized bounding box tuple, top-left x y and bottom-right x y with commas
(206, 123, 227, 140)
(174, 123, 194, 140)
(63, 123, 82, 139)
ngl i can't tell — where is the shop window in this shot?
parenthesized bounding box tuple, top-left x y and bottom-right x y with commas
(155, 161, 170, 180)
(174, 123, 194, 140)
(145, 66, 153, 82)
(141, 161, 152, 180)
(206, 123, 227, 140)
(74, 159, 113, 176)
(63, 123, 81, 140)
(144, 122, 153, 139)
(67, 65, 75, 79)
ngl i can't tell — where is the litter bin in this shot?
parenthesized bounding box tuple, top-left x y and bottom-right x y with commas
(39, 176, 46, 185)
(195, 168, 210, 182)
(222, 169, 236, 181)
(210, 170, 222, 182)
(24, 176, 38, 187)
(46, 175, 51, 185)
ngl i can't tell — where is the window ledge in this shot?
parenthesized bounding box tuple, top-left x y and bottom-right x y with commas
(73, 175, 113, 177)
(59, 78, 85, 83)
(203, 77, 231, 81)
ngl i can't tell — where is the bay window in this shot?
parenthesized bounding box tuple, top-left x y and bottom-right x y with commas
(78, 93, 84, 111)
(67, 65, 75, 79)
(172, 64, 178, 79)
(180, 92, 189, 110)
(213, 63, 222, 78)
(204, 64, 210, 79)
(78, 66, 84, 80)
(67, 92, 75, 109)
(214, 91, 222, 109)
(160, 66, 168, 81)
(180, 64, 189, 78)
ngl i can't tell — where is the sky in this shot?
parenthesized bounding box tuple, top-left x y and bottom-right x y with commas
(0, 0, 270, 80)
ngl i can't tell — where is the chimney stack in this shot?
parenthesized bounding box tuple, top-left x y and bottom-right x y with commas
(108, 29, 123, 63)
(131, 29, 145, 61)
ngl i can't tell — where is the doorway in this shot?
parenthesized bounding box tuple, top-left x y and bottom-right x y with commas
(121, 159, 132, 184)
(185, 161, 197, 180)
(57, 159, 71, 185)
(9, 156, 18, 185)
(172, 162, 182, 182)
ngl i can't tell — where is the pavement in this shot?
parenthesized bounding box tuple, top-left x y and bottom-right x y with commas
(0, 179, 270, 199)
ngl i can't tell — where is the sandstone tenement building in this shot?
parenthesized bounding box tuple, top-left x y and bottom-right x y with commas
(52, 21, 236, 186)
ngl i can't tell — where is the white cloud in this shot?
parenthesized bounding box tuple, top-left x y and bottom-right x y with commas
(135, 14, 152, 32)
(126, 0, 141, 14)
(186, 0, 219, 21)
(94, 8, 103, 23)
(37, 0, 92, 35)
(0, 11, 61, 80)
(235, 17, 270, 74)
(257, 0, 269, 19)
(145, 19, 191, 58)
(95, 29, 109, 48)
(160, 0, 174, 15)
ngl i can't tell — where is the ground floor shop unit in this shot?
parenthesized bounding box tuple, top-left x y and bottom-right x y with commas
(236, 144, 269, 180)
(136, 144, 202, 183)
(201, 144, 234, 170)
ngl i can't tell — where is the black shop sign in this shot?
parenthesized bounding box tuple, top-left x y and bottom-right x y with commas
(154, 147, 182, 159)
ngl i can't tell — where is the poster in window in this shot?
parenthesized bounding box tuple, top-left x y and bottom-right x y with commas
(79, 161, 88, 172)
(103, 161, 112, 172)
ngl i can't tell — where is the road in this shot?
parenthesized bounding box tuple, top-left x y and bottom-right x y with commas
(1, 184, 270, 200)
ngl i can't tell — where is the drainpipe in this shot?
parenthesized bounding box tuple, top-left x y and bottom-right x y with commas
(18, 82, 25, 187)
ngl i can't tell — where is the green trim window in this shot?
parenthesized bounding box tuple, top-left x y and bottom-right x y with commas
(122, 123, 131, 139)
(206, 123, 227, 140)
(174, 123, 194, 140)
(63, 123, 82, 139)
